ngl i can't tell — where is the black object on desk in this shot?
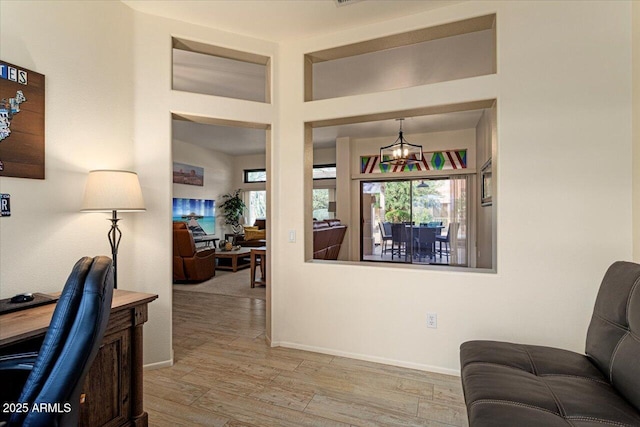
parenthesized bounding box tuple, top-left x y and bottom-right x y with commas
(0, 293, 58, 315)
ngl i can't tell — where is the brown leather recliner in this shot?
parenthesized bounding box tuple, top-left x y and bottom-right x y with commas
(173, 222, 216, 282)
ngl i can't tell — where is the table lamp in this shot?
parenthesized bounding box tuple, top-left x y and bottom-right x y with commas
(81, 170, 146, 289)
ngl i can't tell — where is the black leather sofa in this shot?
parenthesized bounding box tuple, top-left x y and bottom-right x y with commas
(460, 261, 640, 427)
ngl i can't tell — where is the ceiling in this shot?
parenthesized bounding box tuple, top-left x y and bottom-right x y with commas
(173, 120, 267, 156)
(122, 0, 464, 43)
(174, 110, 484, 156)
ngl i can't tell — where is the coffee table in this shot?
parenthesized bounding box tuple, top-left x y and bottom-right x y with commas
(215, 247, 251, 272)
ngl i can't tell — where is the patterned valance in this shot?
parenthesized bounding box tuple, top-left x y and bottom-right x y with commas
(360, 150, 467, 174)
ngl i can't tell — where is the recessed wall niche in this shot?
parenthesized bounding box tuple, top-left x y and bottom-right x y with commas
(172, 38, 271, 103)
(305, 14, 496, 101)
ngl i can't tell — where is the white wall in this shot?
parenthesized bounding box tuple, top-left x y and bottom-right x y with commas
(0, 2, 135, 296)
(633, 1, 640, 263)
(0, 2, 277, 367)
(314, 147, 336, 165)
(1, 0, 634, 376)
(130, 10, 277, 365)
(233, 153, 266, 192)
(173, 140, 233, 239)
(272, 1, 632, 374)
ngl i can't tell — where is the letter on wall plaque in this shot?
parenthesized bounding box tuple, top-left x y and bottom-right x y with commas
(1, 194, 10, 217)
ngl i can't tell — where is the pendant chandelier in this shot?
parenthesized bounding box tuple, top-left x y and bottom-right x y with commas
(379, 118, 423, 166)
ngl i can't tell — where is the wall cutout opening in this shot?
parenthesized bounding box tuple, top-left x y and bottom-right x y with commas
(172, 38, 271, 103)
(306, 100, 496, 271)
(304, 14, 496, 101)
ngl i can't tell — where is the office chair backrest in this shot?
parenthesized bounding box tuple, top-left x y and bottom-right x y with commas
(11, 256, 114, 427)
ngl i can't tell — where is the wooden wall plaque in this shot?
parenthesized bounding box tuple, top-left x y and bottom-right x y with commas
(0, 60, 45, 179)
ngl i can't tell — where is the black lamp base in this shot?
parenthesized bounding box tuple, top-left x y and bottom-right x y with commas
(108, 210, 122, 289)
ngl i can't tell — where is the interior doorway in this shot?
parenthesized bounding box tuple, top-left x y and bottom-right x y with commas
(171, 114, 272, 340)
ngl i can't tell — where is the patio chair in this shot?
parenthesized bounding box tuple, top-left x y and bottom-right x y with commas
(391, 223, 411, 261)
(436, 222, 458, 262)
(378, 221, 392, 256)
(414, 227, 437, 262)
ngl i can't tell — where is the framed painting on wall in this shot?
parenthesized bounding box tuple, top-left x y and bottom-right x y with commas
(172, 198, 216, 235)
(173, 162, 204, 186)
(0, 60, 45, 179)
(481, 158, 492, 207)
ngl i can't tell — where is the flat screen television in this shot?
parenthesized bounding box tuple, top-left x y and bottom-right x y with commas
(172, 198, 215, 235)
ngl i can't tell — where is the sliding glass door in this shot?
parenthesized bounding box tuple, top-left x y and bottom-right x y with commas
(362, 176, 468, 266)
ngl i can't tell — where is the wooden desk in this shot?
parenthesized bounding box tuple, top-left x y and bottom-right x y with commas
(0, 289, 157, 427)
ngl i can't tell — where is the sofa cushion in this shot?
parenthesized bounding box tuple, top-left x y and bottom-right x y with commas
(461, 341, 640, 427)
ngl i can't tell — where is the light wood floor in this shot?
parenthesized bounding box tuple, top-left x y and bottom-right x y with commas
(144, 289, 468, 427)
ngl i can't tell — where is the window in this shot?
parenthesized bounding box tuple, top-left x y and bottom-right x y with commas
(247, 190, 266, 226)
(245, 164, 335, 183)
(362, 177, 468, 266)
(244, 169, 266, 183)
(313, 189, 330, 220)
(312, 164, 336, 180)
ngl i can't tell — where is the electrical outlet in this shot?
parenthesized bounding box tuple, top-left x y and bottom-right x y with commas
(427, 312, 437, 329)
(288, 230, 296, 242)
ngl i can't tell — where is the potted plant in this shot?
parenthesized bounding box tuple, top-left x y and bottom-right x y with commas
(219, 189, 246, 234)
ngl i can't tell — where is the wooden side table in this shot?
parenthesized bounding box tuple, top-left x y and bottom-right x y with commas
(250, 246, 267, 287)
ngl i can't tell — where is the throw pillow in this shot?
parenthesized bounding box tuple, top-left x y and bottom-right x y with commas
(244, 229, 266, 241)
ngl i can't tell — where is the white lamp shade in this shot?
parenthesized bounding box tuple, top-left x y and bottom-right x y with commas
(81, 170, 146, 212)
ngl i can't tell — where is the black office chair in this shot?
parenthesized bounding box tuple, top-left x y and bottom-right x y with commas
(0, 256, 114, 427)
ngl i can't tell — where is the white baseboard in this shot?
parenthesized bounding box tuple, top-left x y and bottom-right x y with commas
(144, 359, 173, 370)
(143, 349, 174, 370)
(272, 341, 460, 377)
